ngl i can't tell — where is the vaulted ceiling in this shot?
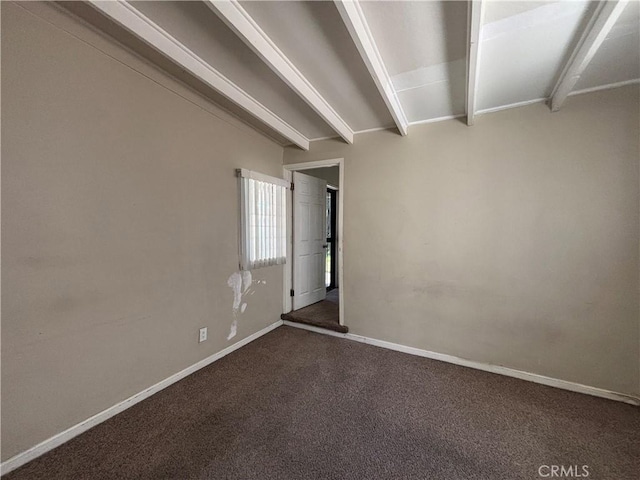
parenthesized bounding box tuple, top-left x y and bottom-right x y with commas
(63, 1, 640, 150)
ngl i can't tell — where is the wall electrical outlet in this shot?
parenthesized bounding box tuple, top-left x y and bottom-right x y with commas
(199, 327, 208, 343)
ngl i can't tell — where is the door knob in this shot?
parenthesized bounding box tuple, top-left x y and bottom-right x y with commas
(322, 244, 328, 248)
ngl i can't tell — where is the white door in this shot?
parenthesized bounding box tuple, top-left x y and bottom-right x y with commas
(293, 171, 327, 310)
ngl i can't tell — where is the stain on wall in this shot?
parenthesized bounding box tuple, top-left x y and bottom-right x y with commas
(1, 2, 284, 461)
(226, 270, 264, 340)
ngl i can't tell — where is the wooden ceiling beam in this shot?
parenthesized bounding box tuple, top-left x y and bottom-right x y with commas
(334, 0, 409, 136)
(466, 0, 484, 126)
(205, 0, 354, 144)
(550, 0, 629, 112)
(87, 1, 310, 150)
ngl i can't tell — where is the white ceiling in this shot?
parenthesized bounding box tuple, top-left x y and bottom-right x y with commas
(66, 0, 639, 148)
(240, 1, 394, 132)
(477, 0, 594, 111)
(575, 0, 640, 90)
(131, 0, 337, 139)
(362, 1, 468, 123)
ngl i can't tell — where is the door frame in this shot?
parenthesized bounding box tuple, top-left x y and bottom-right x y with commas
(326, 186, 338, 291)
(283, 158, 345, 326)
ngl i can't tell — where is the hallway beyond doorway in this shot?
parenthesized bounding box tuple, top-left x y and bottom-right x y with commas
(281, 289, 345, 333)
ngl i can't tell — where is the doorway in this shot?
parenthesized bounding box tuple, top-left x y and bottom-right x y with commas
(325, 186, 338, 292)
(282, 159, 345, 331)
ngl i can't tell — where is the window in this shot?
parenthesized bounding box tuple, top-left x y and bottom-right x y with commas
(237, 169, 288, 271)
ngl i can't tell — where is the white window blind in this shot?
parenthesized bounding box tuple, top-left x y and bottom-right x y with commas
(237, 169, 288, 271)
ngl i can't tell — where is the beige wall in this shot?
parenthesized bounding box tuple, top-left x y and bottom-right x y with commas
(285, 85, 640, 397)
(1, 2, 284, 460)
(2, 0, 639, 464)
(302, 166, 340, 188)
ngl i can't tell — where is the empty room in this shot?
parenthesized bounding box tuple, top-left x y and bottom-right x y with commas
(2, 0, 639, 479)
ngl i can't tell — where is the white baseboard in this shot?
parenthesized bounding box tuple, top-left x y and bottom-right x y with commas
(4, 318, 636, 475)
(282, 321, 640, 406)
(0, 320, 284, 476)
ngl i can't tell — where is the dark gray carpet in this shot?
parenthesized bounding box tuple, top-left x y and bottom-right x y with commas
(281, 289, 346, 333)
(326, 288, 339, 304)
(5, 326, 639, 480)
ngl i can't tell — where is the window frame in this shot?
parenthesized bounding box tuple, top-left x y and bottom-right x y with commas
(236, 168, 289, 271)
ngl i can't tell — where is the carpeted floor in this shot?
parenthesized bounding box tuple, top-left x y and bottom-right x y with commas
(281, 288, 346, 333)
(326, 288, 339, 304)
(5, 326, 639, 480)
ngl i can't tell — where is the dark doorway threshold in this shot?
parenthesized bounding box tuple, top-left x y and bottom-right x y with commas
(281, 289, 347, 333)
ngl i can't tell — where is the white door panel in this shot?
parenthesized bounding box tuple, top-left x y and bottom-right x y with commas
(293, 171, 326, 310)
